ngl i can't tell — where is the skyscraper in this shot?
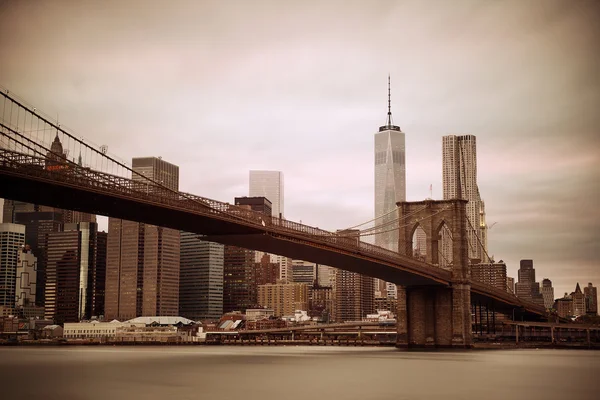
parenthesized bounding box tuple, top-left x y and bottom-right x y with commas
(571, 283, 586, 316)
(541, 278, 555, 310)
(442, 134, 484, 262)
(514, 260, 544, 306)
(44, 222, 104, 323)
(249, 170, 284, 218)
(334, 229, 374, 322)
(374, 77, 405, 301)
(179, 233, 224, 321)
(105, 156, 180, 320)
(248, 173, 291, 282)
(15, 246, 37, 308)
(374, 76, 405, 252)
(584, 282, 597, 315)
(0, 223, 26, 311)
(471, 260, 507, 291)
(13, 208, 63, 306)
(507, 277, 515, 294)
(223, 197, 272, 313)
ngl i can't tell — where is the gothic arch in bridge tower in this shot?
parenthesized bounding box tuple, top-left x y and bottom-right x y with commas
(397, 199, 469, 281)
(396, 199, 472, 348)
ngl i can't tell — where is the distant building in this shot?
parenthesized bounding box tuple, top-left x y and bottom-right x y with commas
(471, 260, 507, 291)
(179, 233, 224, 321)
(309, 285, 334, 322)
(317, 264, 335, 287)
(335, 268, 375, 322)
(334, 229, 375, 322)
(374, 297, 398, 315)
(374, 77, 405, 252)
(249, 171, 284, 218)
(291, 260, 316, 285)
(514, 260, 544, 306)
(0, 223, 26, 311)
(223, 197, 272, 313)
(105, 156, 180, 321)
(571, 283, 586, 316)
(253, 253, 278, 286)
(541, 279, 554, 310)
(555, 294, 574, 319)
(584, 282, 597, 315)
(13, 209, 63, 306)
(442, 134, 484, 262)
(374, 79, 405, 298)
(44, 222, 105, 324)
(257, 283, 308, 317)
(245, 308, 274, 321)
(506, 277, 515, 294)
(15, 246, 38, 308)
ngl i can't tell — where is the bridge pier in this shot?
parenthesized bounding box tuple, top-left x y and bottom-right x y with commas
(396, 284, 471, 348)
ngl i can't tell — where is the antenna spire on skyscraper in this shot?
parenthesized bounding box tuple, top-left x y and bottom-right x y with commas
(378, 75, 400, 132)
(387, 74, 393, 127)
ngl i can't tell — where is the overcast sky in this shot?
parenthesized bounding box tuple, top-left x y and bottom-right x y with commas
(1, 0, 598, 297)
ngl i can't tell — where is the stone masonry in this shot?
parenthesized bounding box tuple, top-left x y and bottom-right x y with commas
(396, 199, 472, 348)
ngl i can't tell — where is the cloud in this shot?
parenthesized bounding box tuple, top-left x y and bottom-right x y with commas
(1, 0, 599, 297)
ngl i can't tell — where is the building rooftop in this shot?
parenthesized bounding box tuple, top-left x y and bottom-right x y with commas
(124, 316, 196, 326)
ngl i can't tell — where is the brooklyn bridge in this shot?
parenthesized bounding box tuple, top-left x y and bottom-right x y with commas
(0, 89, 547, 348)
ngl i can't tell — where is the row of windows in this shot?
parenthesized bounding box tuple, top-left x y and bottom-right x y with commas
(375, 151, 405, 165)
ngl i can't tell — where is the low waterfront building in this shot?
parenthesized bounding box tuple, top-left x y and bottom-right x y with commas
(63, 320, 133, 339)
(245, 308, 275, 321)
(41, 325, 63, 338)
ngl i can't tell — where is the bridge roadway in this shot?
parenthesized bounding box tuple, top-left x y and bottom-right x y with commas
(0, 148, 545, 316)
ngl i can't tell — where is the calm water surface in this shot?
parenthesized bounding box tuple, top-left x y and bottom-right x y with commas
(0, 346, 597, 400)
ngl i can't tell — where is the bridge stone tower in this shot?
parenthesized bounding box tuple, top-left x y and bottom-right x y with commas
(395, 199, 472, 348)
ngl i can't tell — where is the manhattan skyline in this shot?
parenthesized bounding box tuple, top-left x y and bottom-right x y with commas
(0, 0, 598, 297)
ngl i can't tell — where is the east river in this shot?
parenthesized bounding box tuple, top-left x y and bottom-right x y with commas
(0, 347, 597, 399)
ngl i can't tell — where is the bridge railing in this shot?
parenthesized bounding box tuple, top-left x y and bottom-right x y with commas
(0, 148, 547, 310)
(0, 147, 451, 281)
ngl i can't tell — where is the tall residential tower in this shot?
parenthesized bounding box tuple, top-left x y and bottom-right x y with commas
(442, 134, 486, 262)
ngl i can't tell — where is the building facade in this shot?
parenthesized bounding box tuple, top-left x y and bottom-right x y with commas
(13, 209, 63, 306)
(555, 294, 574, 319)
(0, 223, 26, 311)
(15, 246, 38, 308)
(507, 277, 515, 294)
(291, 260, 317, 285)
(44, 222, 105, 324)
(442, 134, 485, 262)
(249, 170, 284, 218)
(584, 282, 597, 315)
(257, 283, 308, 317)
(571, 283, 586, 317)
(541, 279, 555, 310)
(334, 269, 375, 322)
(179, 232, 224, 321)
(105, 156, 180, 320)
(471, 261, 507, 291)
(223, 197, 273, 313)
(374, 78, 405, 253)
(514, 260, 544, 306)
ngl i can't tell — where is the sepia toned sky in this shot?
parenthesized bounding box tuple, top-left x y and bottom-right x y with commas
(1, 0, 598, 297)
